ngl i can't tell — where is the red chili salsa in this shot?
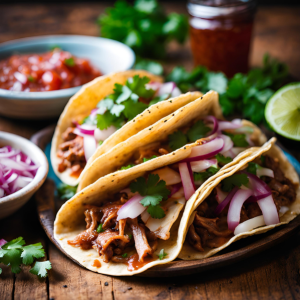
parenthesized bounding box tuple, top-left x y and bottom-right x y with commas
(0, 49, 102, 92)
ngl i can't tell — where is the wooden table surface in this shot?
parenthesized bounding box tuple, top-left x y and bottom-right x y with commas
(0, 3, 300, 300)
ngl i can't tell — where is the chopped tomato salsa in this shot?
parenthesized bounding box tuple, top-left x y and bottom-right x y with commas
(0, 49, 101, 92)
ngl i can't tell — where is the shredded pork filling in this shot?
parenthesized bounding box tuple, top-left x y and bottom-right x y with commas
(188, 156, 297, 252)
(57, 125, 86, 175)
(67, 197, 159, 264)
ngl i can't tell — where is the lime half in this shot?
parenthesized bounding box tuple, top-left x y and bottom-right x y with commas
(265, 82, 300, 141)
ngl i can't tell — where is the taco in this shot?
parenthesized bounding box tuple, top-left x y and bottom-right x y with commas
(54, 91, 269, 275)
(51, 70, 201, 186)
(77, 90, 267, 191)
(179, 138, 300, 260)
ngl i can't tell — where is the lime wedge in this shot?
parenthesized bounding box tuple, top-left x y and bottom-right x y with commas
(265, 82, 300, 141)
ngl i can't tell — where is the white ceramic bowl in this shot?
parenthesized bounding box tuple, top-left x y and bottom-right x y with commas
(0, 131, 48, 219)
(0, 35, 135, 119)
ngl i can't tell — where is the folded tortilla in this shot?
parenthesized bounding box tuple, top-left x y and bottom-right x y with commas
(77, 90, 267, 191)
(178, 138, 300, 260)
(54, 91, 269, 276)
(51, 70, 202, 186)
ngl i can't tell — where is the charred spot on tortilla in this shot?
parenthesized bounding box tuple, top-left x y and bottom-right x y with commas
(164, 120, 168, 123)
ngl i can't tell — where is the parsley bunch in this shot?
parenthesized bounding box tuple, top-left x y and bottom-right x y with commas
(0, 237, 51, 278)
(98, 0, 188, 59)
(166, 54, 288, 124)
(91, 75, 156, 130)
(130, 174, 170, 219)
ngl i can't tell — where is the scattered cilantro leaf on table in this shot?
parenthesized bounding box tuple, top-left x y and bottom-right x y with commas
(130, 174, 170, 219)
(0, 237, 51, 278)
(222, 173, 249, 192)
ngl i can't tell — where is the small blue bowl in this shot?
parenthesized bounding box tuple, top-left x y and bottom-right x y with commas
(0, 35, 135, 119)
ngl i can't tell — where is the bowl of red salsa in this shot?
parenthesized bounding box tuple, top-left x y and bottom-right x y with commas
(0, 35, 135, 119)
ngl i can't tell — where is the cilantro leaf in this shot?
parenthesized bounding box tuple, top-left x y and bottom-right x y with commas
(224, 133, 249, 147)
(130, 176, 147, 195)
(57, 183, 77, 200)
(123, 100, 148, 120)
(115, 85, 132, 104)
(193, 166, 220, 182)
(64, 57, 75, 67)
(21, 243, 45, 265)
(147, 204, 165, 219)
(122, 253, 128, 258)
(140, 195, 163, 207)
(187, 120, 211, 142)
(146, 174, 170, 199)
(120, 164, 135, 170)
(97, 224, 104, 233)
(126, 75, 155, 99)
(246, 162, 259, 175)
(134, 60, 163, 76)
(157, 249, 167, 260)
(30, 261, 52, 278)
(222, 173, 249, 192)
(216, 154, 233, 165)
(143, 155, 157, 163)
(97, 111, 124, 130)
(1, 237, 25, 250)
(168, 131, 188, 151)
(0, 248, 23, 274)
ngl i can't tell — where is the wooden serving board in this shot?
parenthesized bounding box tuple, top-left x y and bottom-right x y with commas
(31, 126, 300, 277)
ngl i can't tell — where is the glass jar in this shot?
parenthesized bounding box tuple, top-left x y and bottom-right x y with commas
(188, 0, 257, 77)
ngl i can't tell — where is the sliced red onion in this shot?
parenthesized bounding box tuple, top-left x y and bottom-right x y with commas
(232, 126, 254, 134)
(0, 188, 4, 198)
(257, 195, 280, 226)
(179, 162, 195, 200)
(245, 192, 272, 203)
(90, 108, 99, 118)
(94, 126, 117, 142)
(245, 134, 254, 146)
(219, 134, 234, 153)
(0, 158, 39, 171)
(204, 116, 219, 135)
(190, 159, 217, 173)
(171, 86, 182, 97)
(227, 189, 253, 231)
(256, 167, 274, 178)
(0, 149, 20, 158)
(214, 186, 239, 215)
(170, 183, 182, 197)
(241, 171, 271, 195)
(76, 123, 96, 136)
(0, 239, 7, 249)
(216, 186, 228, 204)
(231, 119, 242, 125)
(151, 167, 181, 186)
(83, 135, 97, 161)
(117, 194, 146, 221)
(279, 206, 289, 216)
(234, 215, 265, 235)
(181, 138, 224, 163)
(218, 120, 242, 131)
(157, 82, 176, 96)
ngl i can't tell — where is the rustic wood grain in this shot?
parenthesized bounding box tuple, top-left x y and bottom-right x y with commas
(0, 3, 300, 299)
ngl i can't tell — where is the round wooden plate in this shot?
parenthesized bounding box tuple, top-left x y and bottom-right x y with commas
(31, 125, 300, 277)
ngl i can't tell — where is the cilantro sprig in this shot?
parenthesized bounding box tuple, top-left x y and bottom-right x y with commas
(216, 154, 233, 165)
(166, 54, 288, 124)
(0, 237, 51, 278)
(98, 0, 188, 59)
(94, 75, 155, 130)
(157, 249, 167, 260)
(168, 120, 211, 151)
(194, 166, 220, 183)
(57, 183, 77, 200)
(130, 174, 170, 219)
(221, 173, 249, 192)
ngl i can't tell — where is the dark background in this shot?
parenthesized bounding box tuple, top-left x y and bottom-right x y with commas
(0, 0, 299, 5)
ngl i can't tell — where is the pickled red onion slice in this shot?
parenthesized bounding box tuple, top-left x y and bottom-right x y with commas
(117, 194, 146, 221)
(179, 162, 195, 200)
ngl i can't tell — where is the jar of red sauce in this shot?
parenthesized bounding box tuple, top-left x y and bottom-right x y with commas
(188, 0, 257, 77)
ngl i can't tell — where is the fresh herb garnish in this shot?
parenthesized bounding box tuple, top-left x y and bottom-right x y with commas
(27, 75, 35, 82)
(130, 174, 170, 219)
(97, 224, 104, 233)
(193, 166, 220, 182)
(260, 155, 266, 164)
(187, 120, 211, 142)
(98, 140, 104, 146)
(134, 59, 164, 76)
(246, 162, 259, 175)
(120, 164, 135, 170)
(143, 155, 158, 163)
(224, 133, 249, 147)
(96, 75, 154, 130)
(166, 54, 288, 124)
(0, 237, 51, 278)
(122, 253, 128, 258)
(168, 131, 188, 151)
(98, 0, 188, 59)
(222, 173, 249, 192)
(216, 153, 233, 165)
(157, 249, 167, 260)
(64, 57, 75, 67)
(57, 183, 77, 200)
(128, 234, 133, 239)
